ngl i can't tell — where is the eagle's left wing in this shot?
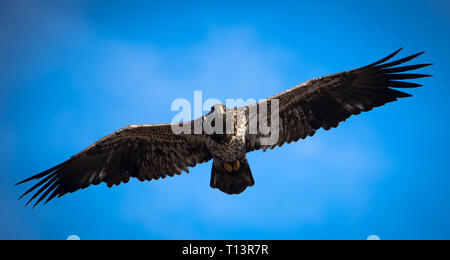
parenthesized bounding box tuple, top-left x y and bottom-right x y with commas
(17, 121, 211, 208)
(245, 49, 431, 152)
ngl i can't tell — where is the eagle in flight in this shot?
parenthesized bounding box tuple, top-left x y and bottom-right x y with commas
(17, 49, 431, 208)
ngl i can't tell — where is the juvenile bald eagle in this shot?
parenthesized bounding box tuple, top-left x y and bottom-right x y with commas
(17, 49, 431, 208)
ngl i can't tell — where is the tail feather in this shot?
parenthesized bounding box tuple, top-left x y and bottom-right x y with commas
(210, 157, 254, 194)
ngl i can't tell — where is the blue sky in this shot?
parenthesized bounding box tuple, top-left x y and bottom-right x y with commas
(1, 0, 449, 240)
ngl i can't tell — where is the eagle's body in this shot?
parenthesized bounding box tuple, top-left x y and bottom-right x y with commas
(205, 106, 254, 194)
(17, 49, 431, 207)
(205, 107, 247, 163)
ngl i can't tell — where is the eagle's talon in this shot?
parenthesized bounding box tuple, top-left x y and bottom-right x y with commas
(233, 160, 240, 171)
(224, 162, 233, 173)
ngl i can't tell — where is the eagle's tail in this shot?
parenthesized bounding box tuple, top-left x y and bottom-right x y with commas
(210, 156, 254, 195)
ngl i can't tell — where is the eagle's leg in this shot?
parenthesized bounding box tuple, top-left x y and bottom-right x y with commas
(224, 162, 233, 173)
(233, 160, 240, 171)
(222, 160, 241, 173)
(210, 156, 255, 195)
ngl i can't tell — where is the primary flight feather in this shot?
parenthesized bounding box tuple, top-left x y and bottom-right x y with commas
(17, 49, 431, 208)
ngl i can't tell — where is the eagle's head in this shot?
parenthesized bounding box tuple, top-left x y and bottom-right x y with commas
(211, 104, 227, 115)
(206, 104, 232, 143)
(209, 104, 227, 130)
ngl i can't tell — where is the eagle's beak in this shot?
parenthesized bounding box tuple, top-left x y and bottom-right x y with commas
(219, 106, 226, 114)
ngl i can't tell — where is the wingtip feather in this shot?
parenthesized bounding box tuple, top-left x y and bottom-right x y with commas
(367, 48, 404, 67)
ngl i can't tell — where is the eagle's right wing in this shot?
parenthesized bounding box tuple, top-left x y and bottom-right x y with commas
(17, 120, 212, 208)
(245, 49, 431, 152)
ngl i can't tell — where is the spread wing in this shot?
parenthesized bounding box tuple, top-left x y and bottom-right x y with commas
(245, 49, 431, 152)
(17, 120, 212, 208)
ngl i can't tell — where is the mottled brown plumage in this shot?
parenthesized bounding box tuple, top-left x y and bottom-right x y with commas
(17, 49, 431, 207)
